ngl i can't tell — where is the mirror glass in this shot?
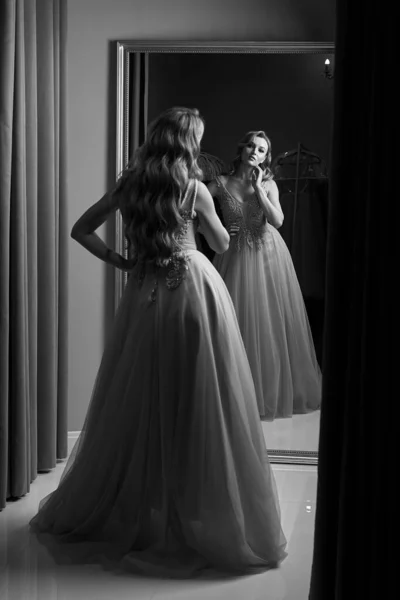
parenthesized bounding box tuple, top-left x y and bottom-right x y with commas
(115, 43, 334, 464)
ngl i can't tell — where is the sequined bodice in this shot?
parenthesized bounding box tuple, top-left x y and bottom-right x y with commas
(215, 176, 267, 251)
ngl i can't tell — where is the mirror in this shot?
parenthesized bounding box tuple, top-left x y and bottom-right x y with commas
(114, 41, 334, 465)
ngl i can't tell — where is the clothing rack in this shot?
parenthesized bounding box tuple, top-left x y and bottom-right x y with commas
(272, 143, 326, 253)
(275, 176, 328, 181)
(292, 143, 301, 251)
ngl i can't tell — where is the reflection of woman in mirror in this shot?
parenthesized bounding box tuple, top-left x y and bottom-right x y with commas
(208, 131, 321, 420)
(30, 110, 287, 577)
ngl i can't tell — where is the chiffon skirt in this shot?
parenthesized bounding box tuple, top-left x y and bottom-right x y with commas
(214, 226, 322, 420)
(30, 250, 287, 578)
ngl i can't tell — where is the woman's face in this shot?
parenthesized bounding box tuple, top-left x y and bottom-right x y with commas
(241, 136, 269, 168)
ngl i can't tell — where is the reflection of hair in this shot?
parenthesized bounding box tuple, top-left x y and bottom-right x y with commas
(231, 131, 274, 181)
(113, 107, 204, 265)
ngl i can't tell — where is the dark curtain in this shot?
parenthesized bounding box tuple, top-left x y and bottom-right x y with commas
(0, 0, 68, 510)
(309, 1, 395, 598)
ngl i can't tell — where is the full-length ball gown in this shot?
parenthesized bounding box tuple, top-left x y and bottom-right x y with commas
(212, 176, 322, 420)
(30, 179, 287, 578)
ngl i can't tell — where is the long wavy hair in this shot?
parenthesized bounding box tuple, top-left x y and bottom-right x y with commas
(113, 107, 204, 265)
(231, 130, 274, 181)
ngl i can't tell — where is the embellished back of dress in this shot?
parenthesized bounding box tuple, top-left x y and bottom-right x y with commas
(176, 178, 198, 250)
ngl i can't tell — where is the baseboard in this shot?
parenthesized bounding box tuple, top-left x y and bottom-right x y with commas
(67, 431, 81, 456)
(66, 431, 316, 476)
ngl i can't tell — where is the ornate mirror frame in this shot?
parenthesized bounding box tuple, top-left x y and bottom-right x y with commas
(114, 40, 335, 465)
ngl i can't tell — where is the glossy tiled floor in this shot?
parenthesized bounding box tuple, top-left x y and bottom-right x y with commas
(0, 457, 317, 600)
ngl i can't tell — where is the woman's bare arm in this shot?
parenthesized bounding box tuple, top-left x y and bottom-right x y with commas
(253, 178, 284, 228)
(71, 192, 133, 271)
(195, 182, 230, 254)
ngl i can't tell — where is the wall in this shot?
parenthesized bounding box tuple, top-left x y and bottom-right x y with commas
(67, 0, 335, 430)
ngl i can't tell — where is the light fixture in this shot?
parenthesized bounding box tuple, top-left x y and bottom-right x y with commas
(323, 58, 334, 80)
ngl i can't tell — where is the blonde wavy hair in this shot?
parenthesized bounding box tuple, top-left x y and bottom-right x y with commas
(231, 130, 274, 181)
(113, 107, 204, 265)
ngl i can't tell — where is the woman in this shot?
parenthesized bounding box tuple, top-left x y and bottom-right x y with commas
(208, 131, 321, 420)
(30, 109, 287, 578)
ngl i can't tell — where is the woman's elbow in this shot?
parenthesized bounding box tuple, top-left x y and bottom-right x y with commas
(214, 234, 230, 254)
(70, 225, 79, 240)
(221, 231, 230, 252)
(275, 215, 284, 229)
(70, 223, 85, 241)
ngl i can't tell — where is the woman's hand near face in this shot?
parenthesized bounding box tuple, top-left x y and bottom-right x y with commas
(251, 165, 264, 191)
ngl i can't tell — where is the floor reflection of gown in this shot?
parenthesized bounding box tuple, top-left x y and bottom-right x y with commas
(213, 176, 321, 420)
(30, 179, 287, 578)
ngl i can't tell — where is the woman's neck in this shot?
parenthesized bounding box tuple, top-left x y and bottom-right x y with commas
(232, 165, 253, 181)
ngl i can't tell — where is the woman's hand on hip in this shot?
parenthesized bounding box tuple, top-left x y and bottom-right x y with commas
(228, 224, 240, 237)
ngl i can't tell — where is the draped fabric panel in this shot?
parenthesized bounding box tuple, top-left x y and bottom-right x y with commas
(0, 0, 68, 510)
(309, 0, 395, 596)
